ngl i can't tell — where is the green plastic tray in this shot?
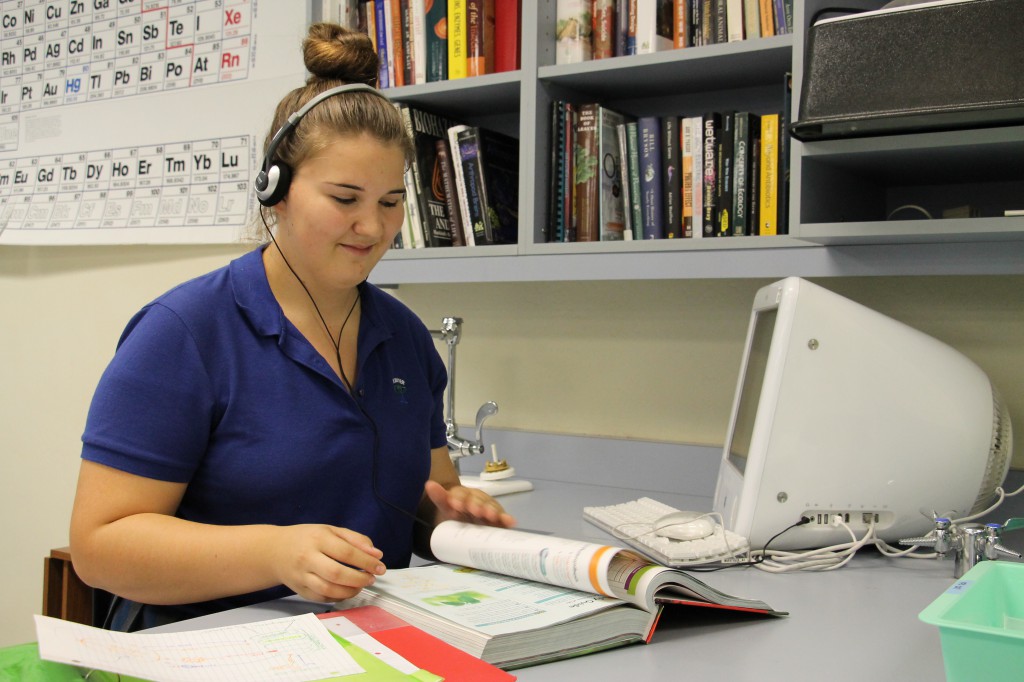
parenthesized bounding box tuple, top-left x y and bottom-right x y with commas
(919, 561, 1024, 681)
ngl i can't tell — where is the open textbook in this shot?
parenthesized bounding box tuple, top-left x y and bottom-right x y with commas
(338, 521, 785, 669)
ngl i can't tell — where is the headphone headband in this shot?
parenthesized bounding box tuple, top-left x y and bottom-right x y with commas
(255, 83, 391, 207)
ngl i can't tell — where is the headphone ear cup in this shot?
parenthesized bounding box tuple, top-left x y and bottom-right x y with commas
(256, 162, 292, 207)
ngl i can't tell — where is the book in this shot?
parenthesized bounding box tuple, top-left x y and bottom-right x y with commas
(624, 120, 643, 240)
(688, 114, 704, 237)
(744, 0, 762, 41)
(726, 0, 744, 41)
(410, 0, 427, 84)
(681, 116, 694, 238)
(758, 112, 780, 235)
(374, 0, 391, 87)
(701, 111, 721, 236)
(778, 71, 792, 235)
(673, 0, 689, 48)
(661, 115, 681, 238)
(616, 121, 633, 239)
(555, 0, 593, 64)
(759, 0, 775, 37)
(398, 104, 462, 247)
(425, 0, 448, 81)
(319, 606, 515, 681)
(637, 116, 664, 239)
(598, 106, 629, 241)
(625, 0, 638, 54)
(435, 137, 466, 245)
(563, 102, 578, 242)
(447, 123, 475, 245)
(635, 0, 673, 53)
(493, 0, 521, 72)
(447, 0, 468, 79)
(716, 111, 734, 237)
(455, 126, 519, 245)
(731, 111, 760, 236)
(573, 102, 600, 242)
(592, 0, 616, 59)
(465, 0, 494, 76)
(341, 521, 784, 670)
(549, 100, 568, 242)
(387, 0, 405, 87)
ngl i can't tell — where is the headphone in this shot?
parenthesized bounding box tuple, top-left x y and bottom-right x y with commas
(254, 82, 392, 207)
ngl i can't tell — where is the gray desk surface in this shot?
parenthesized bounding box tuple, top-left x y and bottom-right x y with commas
(153, 478, 1024, 682)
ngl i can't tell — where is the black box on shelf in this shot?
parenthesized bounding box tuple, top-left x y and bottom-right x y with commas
(791, 0, 1024, 141)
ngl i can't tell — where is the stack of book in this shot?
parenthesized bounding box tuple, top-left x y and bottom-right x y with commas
(555, 0, 794, 65)
(548, 100, 790, 242)
(396, 103, 519, 249)
(342, 0, 522, 87)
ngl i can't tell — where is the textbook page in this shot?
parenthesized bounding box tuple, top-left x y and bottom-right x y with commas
(358, 563, 623, 638)
(430, 521, 769, 612)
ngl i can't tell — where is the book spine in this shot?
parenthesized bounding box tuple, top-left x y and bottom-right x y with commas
(616, 122, 633, 239)
(758, 113, 779, 236)
(447, 124, 474, 245)
(661, 115, 681, 238)
(726, 0, 744, 41)
(493, 0, 520, 72)
(574, 103, 600, 242)
(759, 0, 775, 36)
(426, 0, 448, 81)
(555, 0, 593, 65)
(716, 112, 734, 237)
(778, 72, 792, 235)
(731, 112, 755, 236)
(456, 127, 488, 243)
(749, 134, 761, 235)
(466, 0, 486, 76)
(626, 0, 637, 54)
(637, 116, 664, 239)
(625, 120, 643, 240)
(690, 0, 702, 46)
(448, 0, 468, 79)
(374, 0, 391, 87)
(714, 0, 727, 44)
(598, 107, 627, 241)
(549, 100, 567, 242)
(435, 138, 466, 246)
(366, 1, 376, 49)
(701, 0, 715, 45)
(563, 103, 577, 242)
(635, 0, 672, 53)
(701, 112, 720, 236)
(689, 115, 703, 238)
(681, 117, 693, 238)
(391, 0, 407, 87)
(773, 0, 787, 33)
(482, 0, 496, 74)
(410, 0, 427, 84)
(615, 0, 629, 56)
(743, 0, 761, 40)
(592, 0, 615, 59)
(673, 0, 688, 48)
(477, 129, 519, 245)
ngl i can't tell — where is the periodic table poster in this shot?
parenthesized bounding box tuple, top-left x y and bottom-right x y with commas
(0, 0, 315, 244)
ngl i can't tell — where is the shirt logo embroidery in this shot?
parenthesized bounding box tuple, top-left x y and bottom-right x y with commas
(392, 377, 408, 404)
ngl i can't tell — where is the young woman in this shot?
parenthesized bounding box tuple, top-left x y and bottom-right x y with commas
(70, 22, 513, 630)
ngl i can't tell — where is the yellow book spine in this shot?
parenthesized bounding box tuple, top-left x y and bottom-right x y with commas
(759, 113, 779, 236)
(448, 0, 468, 79)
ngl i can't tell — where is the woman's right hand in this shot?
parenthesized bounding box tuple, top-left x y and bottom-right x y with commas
(268, 524, 388, 603)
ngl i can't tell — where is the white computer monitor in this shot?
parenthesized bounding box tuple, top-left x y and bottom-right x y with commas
(713, 277, 1013, 551)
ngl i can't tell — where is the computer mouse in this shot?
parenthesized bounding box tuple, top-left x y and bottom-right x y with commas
(653, 512, 716, 541)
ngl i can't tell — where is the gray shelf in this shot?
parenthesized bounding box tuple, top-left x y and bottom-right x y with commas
(380, 0, 1021, 284)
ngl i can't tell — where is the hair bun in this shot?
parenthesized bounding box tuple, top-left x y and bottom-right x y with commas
(303, 22, 378, 86)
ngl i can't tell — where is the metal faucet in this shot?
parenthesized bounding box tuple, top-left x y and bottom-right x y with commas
(430, 317, 498, 473)
(900, 517, 1023, 578)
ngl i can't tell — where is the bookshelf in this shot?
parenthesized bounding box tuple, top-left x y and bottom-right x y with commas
(370, 0, 1024, 285)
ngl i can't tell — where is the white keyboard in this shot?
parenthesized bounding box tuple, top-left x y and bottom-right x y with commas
(583, 497, 750, 567)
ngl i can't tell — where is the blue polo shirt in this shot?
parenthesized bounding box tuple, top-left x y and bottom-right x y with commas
(81, 246, 448, 625)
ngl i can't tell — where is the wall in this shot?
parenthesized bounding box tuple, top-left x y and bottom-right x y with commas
(1, 244, 1022, 647)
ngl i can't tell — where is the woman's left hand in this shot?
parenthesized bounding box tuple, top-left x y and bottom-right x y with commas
(423, 480, 516, 528)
